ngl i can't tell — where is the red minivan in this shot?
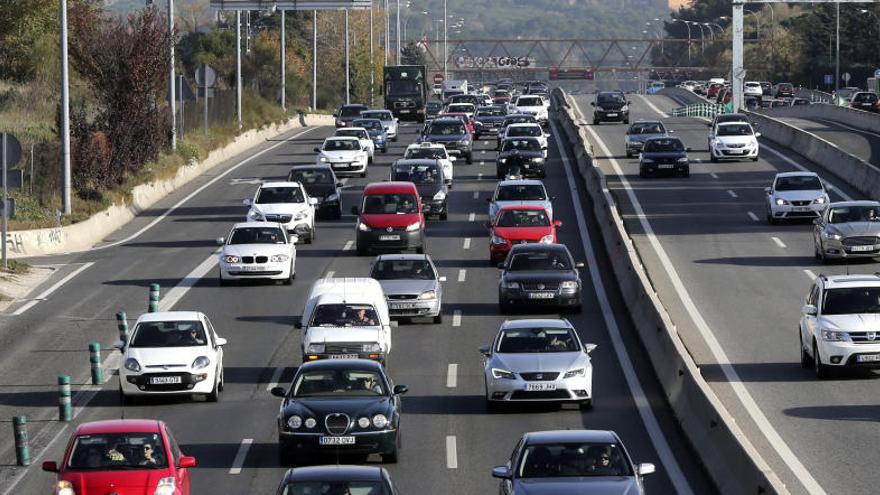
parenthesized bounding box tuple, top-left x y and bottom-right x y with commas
(43, 419, 196, 495)
(353, 181, 426, 255)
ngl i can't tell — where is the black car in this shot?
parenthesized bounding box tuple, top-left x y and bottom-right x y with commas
(335, 104, 369, 128)
(496, 114, 540, 149)
(775, 82, 795, 98)
(426, 100, 443, 119)
(639, 137, 690, 178)
(418, 117, 473, 164)
(390, 159, 448, 220)
(271, 359, 407, 465)
(287, 165, 343, 219)
(275, 465, 398, 494)
(498, 243, 584, 313)
(474, 106, 509, 139)
(760, 81, 773, 96)
(591, 91, 629, 125)
(496, 138, 546, 179)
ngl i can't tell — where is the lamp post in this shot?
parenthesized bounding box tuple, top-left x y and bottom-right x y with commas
(744, 10, 759, 39)
(443, 0, 448, 80)
(672, 19, 692, 64)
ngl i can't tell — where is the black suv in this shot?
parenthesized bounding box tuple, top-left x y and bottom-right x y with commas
(498, 243, 584, 313)
(592, 91, 629, 125)
(418, 117, 473, 164)
(334, 103, 369, 128)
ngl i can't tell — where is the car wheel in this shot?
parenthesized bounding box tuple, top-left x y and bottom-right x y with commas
(816, 242, 827, 264)
(218, 273, 229, 287)
(356, 245, 368, 256)
(710, 153, 718, 163)
(593, 118, 599, 125)
(360, 171, 367, 178)
(207, 376, 220, 402)
(440, 210, 448, 221)
(767, 211, 778, 225)
(334, 207, 343, 220)
(682, 168, 690, 178)
(119, 385, 136, 406)
(569, 304, 583, 314)
(416, 245, 425, 254)
(382, 434, 400, 464)
(579, 398, 593, 410)
(486, 399, 502, 413)
(814, 340, 830, 379)
(278, 443, 295, 466)
(800, 331, 812, 369)
(752, 156, 759, 162)
(433, 312, 443, 324)
(466, 153, 473, 164)
(623, 119, 629, 125)
(392, 136, 398, 142)
(625, 151, 632, 158)
(499, 297, 511, 314)
(284, 263, 295, 285)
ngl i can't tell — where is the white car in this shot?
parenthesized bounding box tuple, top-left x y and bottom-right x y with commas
(744, 81, 763, 97)
(117, 311, 226, 403)
(445, 103, 476, 120)
(314, 136, 369, 177)
(502, 123, 549, 157)
(432, 83, 442, 96)
(799, 274, 880, 379)
(361, 109, 399, 142)
(404, 142, 456, 187)
(217, 222, 297, 285)
(334, 127, 374, 162)
(480, 319, 596, 410)
(244, 181, 317, 243)
(765, 172, 829, 224)
(488, 179, 553, 221)
(512, 95, 549, 124)
(709, 121, 761, 162)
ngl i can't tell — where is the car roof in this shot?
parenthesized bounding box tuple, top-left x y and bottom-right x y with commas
(407, 142, 445, 149)
(375, 253, 432, 262)
(325, 136, 360, 142)
(76, 419, 163, 435)
(290, 164, 333, 172)
(509, 243, 569, 254)
(260, 181, 302, 189)
(828, 200, 880, 207)
(393, 158, 440, 167)
(283, 465, 385, 483)
(299, 358, 384, 372)
(230, 221, 283, 230)
(524, 430, 619, 444)
(337, 127, 368, 133)
(508, 122, 541, 128)
(501, 318, 573, 330)
(774, 171, 818, 179)
(429, 117, 464, 123)
(497, 179, 545, 187)
(363, 181, 419, 194)
(630, 119, 663, 125)
(820, 274, 880, 289)
(136, 311, 203, 323)
(498, 204, 548, 213)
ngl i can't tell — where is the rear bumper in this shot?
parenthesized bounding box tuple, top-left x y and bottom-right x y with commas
(356, 229, 424, 253)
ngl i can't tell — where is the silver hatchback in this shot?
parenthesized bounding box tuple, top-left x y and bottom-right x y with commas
(624, 120, 668, 158)
(370, 254, 445, 323)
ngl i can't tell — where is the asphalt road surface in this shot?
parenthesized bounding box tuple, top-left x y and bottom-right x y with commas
(763, 109, 880, 166)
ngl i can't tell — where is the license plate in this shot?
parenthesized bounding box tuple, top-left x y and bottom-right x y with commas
(528, 292, 555, 299)
(657, 164, 674, 169)
(857, 354, 880, 362)
(379, 235, 400, 241)
(728, 149, 744, 154)
(850, 245, 875, 252)
(399, 109, 410, 114)
(391, 303, 417, 309)
(329, 354, 359, 359)
(524, 383, 557, 391)
(793, 207, 810, 212)
(319, 436, 356, 445)
(149, 376, 182, 385)
(242, 265, 265, 271)
(606, 113, 618, 117)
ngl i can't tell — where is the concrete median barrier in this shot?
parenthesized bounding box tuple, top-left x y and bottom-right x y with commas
(551, 87, 788, 495)
(765, 102, 880, 135)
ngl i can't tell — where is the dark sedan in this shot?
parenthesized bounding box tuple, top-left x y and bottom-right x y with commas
(496, 138, 546, 179)
(271, 359, 407, 465)
(498, 243, 584, 313)
(638, 136, 690, 178)
(288, 165, 343, 219)
(591, 91, 629, 125)
(335, 103, 369, 128)
(418, 117, 473, 164)
(426, 100, 443, 119)
(474, 106, 509, 139)
(275, 465, 398, 495)
(390, 159, 448, 220)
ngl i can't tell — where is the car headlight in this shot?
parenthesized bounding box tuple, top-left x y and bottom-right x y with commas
(123, 358, 141, 373)
(621, 105, 629, 111)
(191, 356, 210, 370)
(405, 222, 421, 232)
(270, 254, 290, 262)
(504, 281, 520, 289)
(358, 222, 372, 232)
(419, 290, 437, 300)
(248, 210, 264, 221)
(56, 481, 75, 495)
(775, 198, 788, 206)
(304, 417, 317, 429)
(560, 281, 578, 290)
(491, 235, 507, 245)
(822, 231, 842, 240)
(491, 368, 516, 380)
(595, 106, 605, 112)
(363, 343, 381, 352)
(641, 158, 654, 164)
(293, 211, 306, 221)
(539, 234, 554, 244)
(154, 477, 177, 495)
(814, 197, 826, 204)
(319, 156, 329, 162)
(531, 157, 544, 163)
(326, 193, 339, 202)
(499, 158, 507, 164)
(358, 417, 371, 429)
(821, 330, 852, 342)
(287, 415, 303, 430)
(459, 139, 471, 145)
(676, 157, 688, 163)
(222, 254, 240, 263)
(307, 343, 325, 354)
(563, 368, 585, 379)
(372, 414, 389, 428)
(433, 190, 446, 201)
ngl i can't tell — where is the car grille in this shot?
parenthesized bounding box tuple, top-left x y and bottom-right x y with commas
(394, 100, 415, 108)
(387, 294, 418, 300)
(265, 214, 292, 223)
(850, 333, 880, 344)
(521, 282, 560, 291)
(843, 236, 880, 246)
(324, 343, 366, 354)
(324, 413, 351, 435)
(520, 372, 561, 381)
(790, 200, 812, 207)
(240, 256, 269, 264)
(510, 390, 571, 400)
(726, 143, 746, 149)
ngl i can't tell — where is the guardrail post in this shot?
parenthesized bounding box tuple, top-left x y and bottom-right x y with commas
(58, 375, 72, 421)
(89, 343, 103, 385)
(13, 416, 29, 466)
(116, 311, 128, 342)
(148, 283, 160, 312)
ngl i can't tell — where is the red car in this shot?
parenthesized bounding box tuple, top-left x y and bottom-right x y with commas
(353, 181, 426, 255)
(707, 83, 724, 99)
(443, 112, 475, 136)
(43, 419, 196, 495)
(487, 205, 560, 264)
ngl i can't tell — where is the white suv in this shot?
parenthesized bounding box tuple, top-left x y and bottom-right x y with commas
(799, 274, 880, 379)
(244, 182, 318, 244)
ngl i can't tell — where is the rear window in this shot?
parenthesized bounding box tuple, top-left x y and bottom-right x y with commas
(428, 122, 466, 135)
(340, 106, 367, 117)
(644, 138, 684, 152)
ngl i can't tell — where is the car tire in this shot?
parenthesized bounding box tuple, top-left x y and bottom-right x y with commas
(625, 151, 633, 158)
(393, 136, 398, 142)
(440, 210, 448, 221)
(218, 273, 229, 287)
(466, 153, 473, 164)
(382, 434, 401, 464)
(278, 444, 295, 466)
(579, 399, 593, 410)
(593, 118, 599, 125)
(710, 153, 718, 163)
(814, 340, 830, 379)
(356, 245, 368, 256)
(119, 385, 137, 406)
(207, 377, 220, 402)
(486, 399, 503, 413)
(360, 171, 367, 178)
(433, 312, 443, 324)
(800, 331, 812, 369)
(682, 168, 690, 178)
(751, 156, 759, 162)
(416, 245, 425, 254)
(639, 169, 647, 178)
(569, 304, 583, 314)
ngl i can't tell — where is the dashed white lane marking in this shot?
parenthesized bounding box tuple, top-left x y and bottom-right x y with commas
(637, 94, 671, 117)
(452, 310, 462, 327)
(473, 191, 479, 199)
(804, 269, 817, 280)
(709, 172, 719, 179)
(477, 172, 483, 180)
(343, 240, 354, 251)
(479, 160, 486, 166)
(727, 189, 738, 199)
(747, 211, 759, 222)
(771, 236, 787, 249)
(446, 435, 458, 469)
(12, 262, 95, 316)
(482, 141, 489, 145)
(160, 250, 221, 310)
(468, 213, 476, 222)
(480, 150, 487, 154)
(266, 367, 284, 391)
(446, 364, 458, 388)
(457, 269, 467, 282)
(463, 238, 471, 249)
(229, 438, 253, 475)
(325, 271, 335, 279)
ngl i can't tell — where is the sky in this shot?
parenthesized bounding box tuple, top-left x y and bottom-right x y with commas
(669, 0, 689, 9)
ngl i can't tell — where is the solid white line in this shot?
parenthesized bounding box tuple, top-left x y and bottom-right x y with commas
(446, 363, 458, 388)
(228, 438, 253, 475)
(446, 435, 458, 468)
(473, 191, 479, 199)
(463, 238, 471, 249)
(804, 269, 817, 280)
(573, 100, 828, 494)
(551, 121, 694, 495)
(771, 236, 787, 249)
(325, 271, 335, 279)
(637, 94, 670, 117)
(452, 310, 462, 327)
(747, 211, 759, 222)
(12, 262, 95, 316)
(457, 269, 466, 282)
(709, 172, 719, 179)
(815, 118, 880, 139)
(468, 213, 476, 222)
(160, 249, 220, 310)
(343, 240, 354, 251)
(727, 189, 738, 199)
(266, 366, 284, 391)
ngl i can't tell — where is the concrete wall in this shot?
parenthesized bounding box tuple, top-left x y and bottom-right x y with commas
(5, 114, 334, 259)
(552, 88, 788, 495)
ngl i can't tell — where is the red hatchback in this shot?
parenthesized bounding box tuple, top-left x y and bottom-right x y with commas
(353, 181, 426, 255)
(487, 206, 560, 264)
(43, 419, 196, 495)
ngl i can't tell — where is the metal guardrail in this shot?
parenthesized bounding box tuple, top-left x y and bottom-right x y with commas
(671, 102, 726, 118)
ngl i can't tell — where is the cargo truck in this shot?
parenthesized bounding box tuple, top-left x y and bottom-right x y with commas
(383, 65, 428, 122)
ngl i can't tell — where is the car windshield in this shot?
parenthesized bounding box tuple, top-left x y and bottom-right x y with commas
(386, 80, 420, 94)
(361, 111, 392, 120)
(448, 104, 474, 113)
(477, 108, 506, 117)
(497, 209, 550, 227)
(129, 320, 206, 348)
(290, 169, 334, 185)
(340, 106, 367, 117)
(371, 259, 436, 280)
(256, 186, 305, 204)
(518, 442, 632, 478)
(292, 369, 387, 397)
(496, 185, 547, 201)
(284, 482, 389, 495)
(427, 122, 466, 135)
(629, 123, 664, 135)
(507, 126, 542, 137)
(716, 124, 753, 136)
(324, 139, 360, 151)
(496, 327, 580, 353)
(311, 304, 380, 327)
(597, 93, 625, 105)
(509, 251, 571, 271)
(353, 119, 383, 131)
(362, 193, 418, 214)
(392, 164, 442, 183)
(644, 138, 684, 152)
(229, 227, 286, 245)
(775, 176, 822, 191)
(336, 129, 368, 139)
(517, 97, 542, 106)
(67, 433, 168, 470)
(502, 139, 541, 152)
(822, 287, 880, 315)
(406, 148, 447, 160)
(854, 93, 877, 103)
(504, 116, 536, 126)
(827, 206, 880, 223)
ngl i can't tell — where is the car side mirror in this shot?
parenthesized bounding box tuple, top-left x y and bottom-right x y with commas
(685, 147, 692, 152)
(803, 304, 818, 316)
(492, 466, 512, 479)
(309, 197, 318, 206)
(242, 198, 252, 207)
(764, 187, 771, 194)
(590, 102, 595, 107)
(178, 456, 197, 469)
(754, 132, 762, 138)
(289, 234, 299, 244)
(484, 221, 492, 229)
(638, 463, 656, 476)
(575, 262, 585, 268)
(271, 386, 287, 398)
(114, 340, 125, 352)
(336, 182, 344, 187)
(294, 318, 303, 329)
(813, 218, 821, 225)
(215, 337, 227, 346)
(363, 147, 369, 151)
(351, 206, 360, 215)
(585, 343, 597, 354)
(479, 344, 491, 356)
(42, 461, 58, 473)
(313, 147, 321, 153)
(216, 237, 225, 246)
(332, 113, 338, 117)
(553, 220, 563, 227)
(393, 385, 408, 395)
(439, 276, 447, 282)
(668, 129, 675, 133)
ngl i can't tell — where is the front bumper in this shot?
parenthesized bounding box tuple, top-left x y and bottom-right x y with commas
(499, 287, 582, 307)
(325, 159, 368, 175)
(302, 351, 386, 363)
(819, 238, 880, 259)
(594, 110, 628, 122)
(625, 141, 644, 154)
(712, 145, 758, 159)
(430, 141, 470, 156)
(485, 373, 591, 402)
(421, 199, 447, 216)
(769, 202, 825, 219)
(818, 341, 880, 368)
(640, 162, 688, 175)
(386, 297, 441, 318)
(356, 229, 424, 253)
(279, 429, 397, 456)
(120, 370, 214, 395)
(220, 261, 291, 280)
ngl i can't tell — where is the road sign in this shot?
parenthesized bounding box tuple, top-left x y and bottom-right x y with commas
(176, 77, 197, 102)
(0, 133, 21, 169)
(824, 74, 833, 85)
(433, 72, 444, 84)
(4, 170, 23, 189)
(549, 69, 593, 81)
(843, 72, 851, 83)
(196, 64, 217, 89)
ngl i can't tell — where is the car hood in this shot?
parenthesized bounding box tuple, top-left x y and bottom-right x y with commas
(714, 135, 755, 144)
(222, 243, 289, 257)
(251, 203, 309, 216)
(825, 222, 880, 237)
(626, 133, 666, 143)
(378, 279, 437, 296)
(493, 226, 552, 241)
(415, 183, 444, 198)
(126, 345, 208, 368)
(306, 327, 383, 344)
(503, 270, 578, 282)
(361, 213, 421, 229)
(492, 351, 584, 373)
(491, 201, 553, 219)
(282, 396, 393, 420)
(514, 476, 640, 495)
(321, 150, 363, 161)
(63, 469, 171, 493)
(819, 314, 880, 331)
(774, 190, 825, 201)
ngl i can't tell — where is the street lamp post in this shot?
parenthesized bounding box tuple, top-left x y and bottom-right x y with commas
(672, 19, 692, 64)
(60, 0, 71, 215)
(396, 0, 401, 64)
(443, 0, 448, 80)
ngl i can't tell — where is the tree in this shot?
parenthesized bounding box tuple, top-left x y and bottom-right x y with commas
(401, 42, 426, 66)
(0, 0, 57, 82)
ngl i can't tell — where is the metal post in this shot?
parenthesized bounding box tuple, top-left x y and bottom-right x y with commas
(732, 3, 744, 112)
(149, 283, 160, 313)
(13, 416, 29, 466)
(203, 80, 209, 135)
(384, 0, 389, 65)
(835, 2, 840, 93)
(281, 10, 286, 111)
(178, 74, 184, 140)
(313, 10, 317, 110)
(345, 9, 351, 105)
(58, 375, 71, 422)
(169, 0, 176, 151)
(443, 0, 448, 80)
(60, 0, 71, 215)
(396, 0, 401, 63)
(116, 311, 129, 342)
(246, 10, 251, 54)
(236, 10, 242, 129)
(370, 3, 374, 107)
(89, 343, 103, 385)
(2, 134, 7, 271)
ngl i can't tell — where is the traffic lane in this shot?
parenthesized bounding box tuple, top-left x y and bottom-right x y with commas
(764, 114, 880, 164)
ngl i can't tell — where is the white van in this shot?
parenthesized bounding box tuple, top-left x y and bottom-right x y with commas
(298, 278, 392, 365)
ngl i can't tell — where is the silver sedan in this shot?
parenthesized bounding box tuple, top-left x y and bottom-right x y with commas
(370, 254, 445, 323)
(481, 319, 595, 410)
(813, 201, 880, 263)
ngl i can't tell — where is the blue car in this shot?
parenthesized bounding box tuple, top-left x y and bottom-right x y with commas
(352, 118, 388, 153)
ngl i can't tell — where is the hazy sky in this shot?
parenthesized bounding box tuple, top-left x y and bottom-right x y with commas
(669, 0, 689, 9)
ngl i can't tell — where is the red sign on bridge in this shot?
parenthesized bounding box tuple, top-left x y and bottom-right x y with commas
(549, 69, 594, 81)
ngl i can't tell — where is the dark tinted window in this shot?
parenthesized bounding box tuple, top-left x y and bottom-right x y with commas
(495, 184, 547, 201)
(406, 148, 446, 160)
(509, 250, 571, 271)
(716, 124, 753, 136)
(517, 442, 632, 478)
(517, 97, 543, 106)
(229, 227, 286, 245)
(392, 163, 442, 183)
(130, 320, 206, 348)
(362, 193, 418, 214)
(496, 209, 550, 227)
(340, 106, 367, 117)
(643, 138, 684, 152)
(323, 139, 360, 151)
(386, 80, 421, 94)
(496, 327, 580, 353)
(507, 126, 542, 137)
(256, 186, 305, 204)
(68, 433, 168, 470)
(371, 259, 435, 280)
(477, 107, 506, 117)
(284, 482, 389, 495)
(352, 119, 383, 130)
(775, 175, 822, 191)
(597, 92, 625, 105)
(502, 139, 541, 152)
(361, 111, 393, 120)
(292, 368, 387, 397)
(823, 287, 880, 315)
(290, 169, 333, 185)
(427, 122, 466, 135)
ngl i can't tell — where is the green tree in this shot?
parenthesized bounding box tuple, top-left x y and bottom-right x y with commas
(0, 0, 57, 82)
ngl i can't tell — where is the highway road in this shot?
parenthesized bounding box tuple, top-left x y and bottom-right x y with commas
(762, 107, 880, 165)
(569, 92, 880, 495)
(0, 116, 713, 493)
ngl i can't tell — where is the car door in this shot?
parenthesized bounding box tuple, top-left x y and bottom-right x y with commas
(802, 283, 820, 353)
(203, 317, 221, 368)
(164, 426, 190, 494)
